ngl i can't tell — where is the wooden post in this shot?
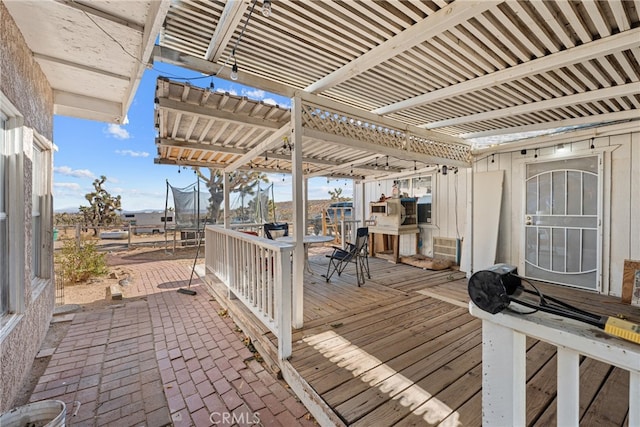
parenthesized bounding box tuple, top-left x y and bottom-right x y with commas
(481, 320, 526, 426)
(75, 223, 81, 249)
(557, 347, 580, 426)
(277, 249, 292, 359)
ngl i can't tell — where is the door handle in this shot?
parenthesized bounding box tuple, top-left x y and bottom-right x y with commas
(525, 215, 533, 226)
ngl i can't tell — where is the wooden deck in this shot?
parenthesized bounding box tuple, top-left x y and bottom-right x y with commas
(204, 246, 638, 426)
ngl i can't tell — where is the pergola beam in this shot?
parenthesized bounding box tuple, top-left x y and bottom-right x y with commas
(224, 125, 290, 173)
(428, 83, 640, 129)
(156, 138, 342, 167)
(204, 0, 247, 62)
(462, 110, 640, 140)
(303, 128, 469, 168)
(154, 45, 296, 97)
(305, 1, 499, 93)
(157, 98, 285, 130)
(375, 27, 640, 116)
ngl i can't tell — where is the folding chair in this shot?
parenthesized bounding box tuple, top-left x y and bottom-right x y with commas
(263, 222, 289, 240)
(323, 227, 370, 286)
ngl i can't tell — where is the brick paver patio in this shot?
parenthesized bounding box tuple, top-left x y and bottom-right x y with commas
(29, 258, 313, 426)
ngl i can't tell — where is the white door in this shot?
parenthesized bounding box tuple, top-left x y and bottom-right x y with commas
(524, 155, 601, 290)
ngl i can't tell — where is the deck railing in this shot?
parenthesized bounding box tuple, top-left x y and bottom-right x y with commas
(469, 302, 639, 426)
(205, 225, 293, 359)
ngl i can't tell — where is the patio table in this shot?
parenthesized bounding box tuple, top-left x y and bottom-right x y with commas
(276, 235, 334, 274)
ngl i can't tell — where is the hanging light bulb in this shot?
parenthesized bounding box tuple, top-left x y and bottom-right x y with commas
(262, 0, 272, 17)
(230, 59, 239, 81)
(385, 156, 389, 171)
(374, 157, 378, 170)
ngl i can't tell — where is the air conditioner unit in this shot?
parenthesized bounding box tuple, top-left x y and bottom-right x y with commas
(433, 237, 461, 264)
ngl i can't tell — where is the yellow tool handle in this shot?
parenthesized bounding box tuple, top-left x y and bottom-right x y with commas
(603, 317, 640, 344)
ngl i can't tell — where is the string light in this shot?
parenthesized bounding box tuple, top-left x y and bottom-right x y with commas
(491, 154, 495, 163)
(262, 0, 272, 17)
(374, 157, 378, 170)
(590, 138, 595, 149)
(385, 155, 389, 171)
(230, 55, 239, 81)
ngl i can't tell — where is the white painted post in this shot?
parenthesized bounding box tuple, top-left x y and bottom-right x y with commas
(630, 371, 639, 427)
(557, 347, 579, 426)
(291, 93, 304, 329)
(223, 172, 230, 229)
(481, 319, 526, 427)
(278, 249, 293, 359)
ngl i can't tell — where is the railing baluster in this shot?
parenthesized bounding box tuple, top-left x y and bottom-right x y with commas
(630, 371, 639, 427)
(481, 320, 526, 426)
(557, 347, 579, 427)
(206, 226, 293, 359)
(470, 302, 639, 427)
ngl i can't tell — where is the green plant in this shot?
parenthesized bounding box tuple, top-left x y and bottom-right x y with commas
(55, 240, 108, 283)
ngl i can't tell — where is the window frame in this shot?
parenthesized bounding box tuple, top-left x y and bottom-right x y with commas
(31, 134, 53, 281)
(0, 92, 25, 319)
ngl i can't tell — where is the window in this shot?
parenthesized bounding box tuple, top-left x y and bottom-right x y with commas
(1, 114, 7, 315)
(413, 175, 434, 225)
(32, 144, 45, 278)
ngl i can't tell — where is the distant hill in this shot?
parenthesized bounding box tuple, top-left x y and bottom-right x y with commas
(55, 199, 350, 225)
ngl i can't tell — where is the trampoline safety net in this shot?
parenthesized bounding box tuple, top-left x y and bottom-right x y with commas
(168, 180, 209, 229)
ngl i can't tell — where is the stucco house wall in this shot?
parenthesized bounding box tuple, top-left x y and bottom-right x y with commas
(0, 1, 55, 412)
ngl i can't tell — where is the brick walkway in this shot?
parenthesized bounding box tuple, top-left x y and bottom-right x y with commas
(30, 259, 313, 426)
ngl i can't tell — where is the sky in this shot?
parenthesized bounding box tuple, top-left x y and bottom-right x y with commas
(53, 62, 352, 212)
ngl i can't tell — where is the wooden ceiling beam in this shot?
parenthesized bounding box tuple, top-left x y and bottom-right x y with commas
(427, 83, 639, 129)
(157, 97, 284, 130)
(224, 125, 290, 173)
(304, 1, 499, 93)
(54, 0, 144, 33)
(461, 110, 640, 140)
(204, 0, 247, 61)
(375, 28, 640, 115)
(153, 45, 297, 97)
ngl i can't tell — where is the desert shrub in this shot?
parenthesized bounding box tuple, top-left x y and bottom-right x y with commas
(55, 240, 108, 283)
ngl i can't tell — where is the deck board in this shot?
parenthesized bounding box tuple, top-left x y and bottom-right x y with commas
(207, 248, 636, 426)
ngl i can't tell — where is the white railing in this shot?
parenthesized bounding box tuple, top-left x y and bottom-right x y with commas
(205, 225, 294, 359)
(469, 302, 639, 427)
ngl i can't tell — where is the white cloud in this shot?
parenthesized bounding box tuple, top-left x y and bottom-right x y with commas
(54, 182, 82, 191)
(115, 150, 149, 158)
(243, 88, 266, 99)
(217, 88, 238, 96)
(53, 166, 95, 179)
(106, 124, 131, 139)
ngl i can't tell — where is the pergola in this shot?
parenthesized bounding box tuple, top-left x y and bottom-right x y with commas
(154, 0, 639, 147)
(152, 0, 640, 328)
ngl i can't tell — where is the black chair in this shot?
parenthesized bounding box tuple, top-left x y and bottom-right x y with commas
(323, 227, 370, 286)
(263, 222, 289, 240)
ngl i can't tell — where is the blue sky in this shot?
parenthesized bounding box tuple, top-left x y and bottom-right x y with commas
(53, 62, 352, 212)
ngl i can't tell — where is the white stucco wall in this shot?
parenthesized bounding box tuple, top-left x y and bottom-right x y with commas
(0, 1, 55, 412)
(357, 126, 639, 298)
